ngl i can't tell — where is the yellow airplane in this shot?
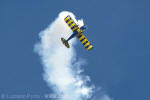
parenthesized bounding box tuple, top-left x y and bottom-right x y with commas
(61, 15, 93, 51)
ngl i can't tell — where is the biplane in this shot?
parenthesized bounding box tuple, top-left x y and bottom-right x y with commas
(61, 15, 93, 51)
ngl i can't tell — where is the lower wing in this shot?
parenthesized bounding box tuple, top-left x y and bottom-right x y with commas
(76, 33, 93, 51)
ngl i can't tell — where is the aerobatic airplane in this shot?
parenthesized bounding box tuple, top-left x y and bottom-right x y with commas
(61, 15, 93, 51)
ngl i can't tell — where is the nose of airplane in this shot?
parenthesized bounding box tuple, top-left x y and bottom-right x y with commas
(80, 26, 87, 30)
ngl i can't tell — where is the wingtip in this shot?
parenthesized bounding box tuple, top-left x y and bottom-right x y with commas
(86, 45, 93, 51)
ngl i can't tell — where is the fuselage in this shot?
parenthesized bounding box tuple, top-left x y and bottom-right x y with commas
(66, 25, 85, 41)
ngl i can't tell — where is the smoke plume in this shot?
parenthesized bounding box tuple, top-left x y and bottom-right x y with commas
(34, 11, 94, 100)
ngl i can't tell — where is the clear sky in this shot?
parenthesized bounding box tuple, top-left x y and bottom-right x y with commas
(0, 0, 150, 100)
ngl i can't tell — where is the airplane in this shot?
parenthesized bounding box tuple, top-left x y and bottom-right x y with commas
(61, 15, 93, 51)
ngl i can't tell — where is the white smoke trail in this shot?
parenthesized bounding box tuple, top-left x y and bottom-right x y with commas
(34, 11, 94, 100)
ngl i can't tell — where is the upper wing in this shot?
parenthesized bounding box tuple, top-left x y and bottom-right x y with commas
(76, 33, 93, 51)
(64, 15, 78, 32)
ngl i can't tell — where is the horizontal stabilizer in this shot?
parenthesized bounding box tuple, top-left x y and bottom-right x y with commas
(61, 38, 70, 48)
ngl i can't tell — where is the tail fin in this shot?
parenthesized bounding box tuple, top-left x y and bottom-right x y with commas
(61, 38, 70, 48)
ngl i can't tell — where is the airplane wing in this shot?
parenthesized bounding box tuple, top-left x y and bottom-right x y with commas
(64, 15, 93, 51)
(76, 33, 93, 51)
(64, 15, 78, 32)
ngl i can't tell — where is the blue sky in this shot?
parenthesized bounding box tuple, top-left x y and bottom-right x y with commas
(0, 0, 150, 100)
